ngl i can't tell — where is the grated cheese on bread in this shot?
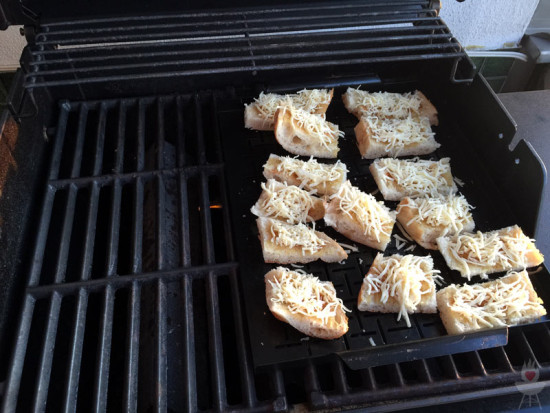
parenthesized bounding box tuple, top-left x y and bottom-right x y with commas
(251, 179, 324, 224)
(324, 181, 396, 251)
(274, 106, 343, 158)
(436, 225, 545, 280)
(370, 157, 457, 201)
(342, 88, 438, 125)
(263, 154, 348, 196)
(257, 217, 348, 264)
(437, 270, 546, 334)
(358, 253, 441, 327)
(245, 88, 334, 131)
(397, 194, 475, 250)
(265, 267, 349, 339)
(354, 113, 440, 159)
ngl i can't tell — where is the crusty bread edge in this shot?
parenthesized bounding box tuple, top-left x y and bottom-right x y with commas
(265, 268, 349, 340)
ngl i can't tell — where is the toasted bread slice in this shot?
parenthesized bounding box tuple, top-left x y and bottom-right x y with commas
(437, 270, 546, 335)
(342, 88, 439, 125)
(324, 181, 396, 251)
(416, 91, 439, 126)
(436, 225, 545, 280)
(265, 267, 349, 339)
(358, 253, 440, 327)
(396, 195, 475, 250)
(263, 154, 347, 196)
(370, 157, 457, 201)
(354, 114, 439, 159)
(244, 89, 334, 131)
(257, 217, 347, 264)
(274, 106, 342, 158)
(251, 179, 324, 224)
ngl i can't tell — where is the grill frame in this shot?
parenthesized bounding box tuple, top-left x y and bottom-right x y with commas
(1, 1, 550, 411)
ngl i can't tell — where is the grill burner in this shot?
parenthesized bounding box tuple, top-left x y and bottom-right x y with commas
(1, 1, 550, 411)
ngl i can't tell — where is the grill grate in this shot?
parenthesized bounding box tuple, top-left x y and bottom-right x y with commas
(3, 89, 550, 411)
(16, 1, 470, 103)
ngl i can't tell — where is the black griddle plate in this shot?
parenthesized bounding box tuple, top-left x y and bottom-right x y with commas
(219, 82, 549, 369)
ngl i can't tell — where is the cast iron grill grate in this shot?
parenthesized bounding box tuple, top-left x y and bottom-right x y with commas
(2, 88, 550, 412)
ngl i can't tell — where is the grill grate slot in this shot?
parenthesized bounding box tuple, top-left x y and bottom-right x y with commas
(62, 289, 88, 412)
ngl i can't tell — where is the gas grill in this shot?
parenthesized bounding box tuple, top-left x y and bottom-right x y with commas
(1, 0, 550, 411)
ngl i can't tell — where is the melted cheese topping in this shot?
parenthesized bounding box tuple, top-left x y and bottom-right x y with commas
(397, 194, 473, 233)
(330, 181, 395, 242)
(373, 157, 456, 198)
(269, 220, 327, 255)
(252, 179, 314, 224)
(362, 254, 441, 327)
(268, 267, 350, 324)
(283, 106, 344, 150)
(270, 155, 348, 194)
(443, 271, 545, 329)
(442, 226, 537, 280)
(248, 89, 332, 124)
(346, 89, 423, 118)
(362, 113, 435, 153)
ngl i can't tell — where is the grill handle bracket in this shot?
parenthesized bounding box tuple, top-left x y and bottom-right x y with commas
(336, 328, 508, 371)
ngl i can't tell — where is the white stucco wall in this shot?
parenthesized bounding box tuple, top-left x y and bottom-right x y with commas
(0, 26, 26, 71)
(440, 0, 540, 50)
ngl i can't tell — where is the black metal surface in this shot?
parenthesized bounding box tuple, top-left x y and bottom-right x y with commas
(2, 84, 550, 412)
(221, 78, 549, 369)
(11, 1, 471, 106)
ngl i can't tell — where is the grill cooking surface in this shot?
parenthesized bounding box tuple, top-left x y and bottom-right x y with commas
(2, 87, 550, 412)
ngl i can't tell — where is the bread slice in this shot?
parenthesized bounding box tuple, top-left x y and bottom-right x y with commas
(263, 154, 348, 196)
(324, 181, 396, 251)
(274, 106, 342, 158)
(369, 157, 457, 201)
(396, 194, 475, 250)
(437, 270, 546, 335)
(342, 88, 438, 126)
(357, 253, 440, 327)
(257, 217, 347, 264)
(251, 179, 324, 224)
(244, 88, 334, 131)
(265, 267, 349, 339)
(436, 225, 545, 280)
(354, 114, 439, 159)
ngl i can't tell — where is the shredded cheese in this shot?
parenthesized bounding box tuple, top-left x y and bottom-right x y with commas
(395, 221, 414, 242)
(397, 194, 474, 234)
(269, 220, 327, 255)
(441, 271, 545, 330)
(338, 242, 359, 252)
(361, 113, 436, 154)
(345, 89, 424, 119)
(252, 179, 315, 224)
(373, 157, 456, 198)
(362, 254, 442, 328)
(267, 155, 348, 194)
(246, 89, 332, 126)
(281, 106, 344, 151)
(268, 267, 350, 324)
(330, 181, 395, 243)
(440, 226, 542, 280)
